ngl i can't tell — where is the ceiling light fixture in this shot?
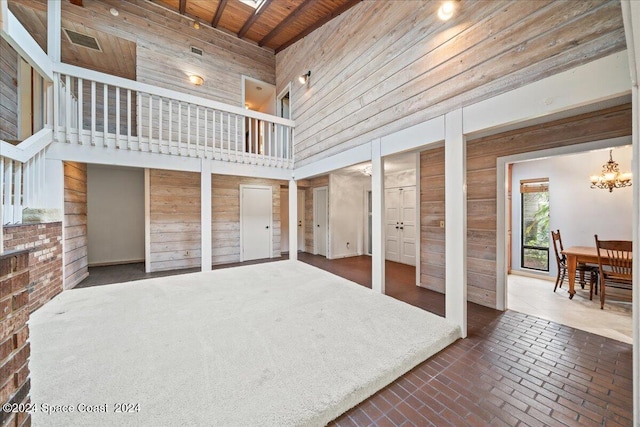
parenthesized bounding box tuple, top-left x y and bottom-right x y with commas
(298, 70, 311, 85)
(438, 1, 455, 21)
(589, 149, 632, 192)
(109, 7, 119, 16)
(193, 21, 201, 30)
(188, 74, 204, 86)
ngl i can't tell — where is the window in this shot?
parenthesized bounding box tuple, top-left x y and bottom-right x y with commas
(520, 178, 549, 271)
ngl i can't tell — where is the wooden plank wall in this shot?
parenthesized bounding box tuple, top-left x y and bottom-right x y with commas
(299, 175, 329, 253)
(148, 169, 201, 272)
(419, 104, 632, 308)
(58, 0, 275, 106)
(64, 162, 89, 288)
(211, 175, 286, 265)
(0, 38, 18, 142)
(420, 148, 446, 293)
(276, 0, 626, 167)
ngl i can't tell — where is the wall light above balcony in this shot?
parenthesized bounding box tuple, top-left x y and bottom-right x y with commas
(189, 74, 204, 86)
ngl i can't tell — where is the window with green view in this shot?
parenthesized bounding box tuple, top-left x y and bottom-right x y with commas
(520, 179, 549, 271)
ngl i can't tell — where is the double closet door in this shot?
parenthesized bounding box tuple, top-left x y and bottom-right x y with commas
(385, 186, 416, 266)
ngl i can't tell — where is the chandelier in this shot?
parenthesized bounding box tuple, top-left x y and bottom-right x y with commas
(589, 149, 632, 192)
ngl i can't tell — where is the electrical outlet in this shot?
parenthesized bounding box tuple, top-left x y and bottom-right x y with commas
(439, 220, 445, 228)
(346, 242, 350, 248)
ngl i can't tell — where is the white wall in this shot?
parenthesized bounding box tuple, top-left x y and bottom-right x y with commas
(87, 164, 145, 266)
(328, 174, 369, 258)
(511, 146, 633, 279)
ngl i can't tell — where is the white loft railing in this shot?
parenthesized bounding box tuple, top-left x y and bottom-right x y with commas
(54, 64, 295, 168)
(0, 128, 52, 225)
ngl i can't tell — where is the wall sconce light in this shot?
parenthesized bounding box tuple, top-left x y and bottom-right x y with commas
(298, 71, 311, 85)
(438, 1, 456, 21)
(193, 21, 201, 30)
(188, 75, 204, 86)
(362, 165, 372, 176)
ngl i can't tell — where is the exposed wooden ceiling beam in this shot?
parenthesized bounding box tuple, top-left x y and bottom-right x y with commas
(212, 0, 228, 28)
(179, 0, 186, 15)
(274, 0, 362, 53)
(238, 0, 273, 39)
(258, 0, 314, 47)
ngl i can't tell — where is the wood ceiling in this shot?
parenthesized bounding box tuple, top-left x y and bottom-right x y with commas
(149, 0, 363, 53)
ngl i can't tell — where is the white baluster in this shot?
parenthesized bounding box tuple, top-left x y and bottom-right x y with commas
(127, 89, 132, 150)
(77, 78, 83, 144)
(148, 94, 153, 152)
(65, 75, 71, 143)
(234, 115, 238, 163)
(3, 159, 13, 224)
(103, 83, 108, 147)
(13, 162, 21, 223)
(178, 103, 182, 156)
(91, 80, 96, 145)
(137, 92, 142, 151)
(116, 87, 121, 148)
(159, 98, 163, 153)
(187, 104, 191, 157)
(196, 106, 200, 157)
(204, 109, 208, 159)
(168, 100, 173, 155)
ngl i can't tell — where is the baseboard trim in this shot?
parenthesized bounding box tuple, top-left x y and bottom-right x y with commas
(88, 259, 145, 268)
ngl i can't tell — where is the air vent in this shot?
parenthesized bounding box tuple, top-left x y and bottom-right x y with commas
(64, 28, 102, 52)
(190, 46, 203, 56)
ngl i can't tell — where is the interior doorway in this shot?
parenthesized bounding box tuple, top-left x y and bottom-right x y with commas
(498, 138, 632, 342)
(240, 185, 273, 261)
(313, 186, 328, 256)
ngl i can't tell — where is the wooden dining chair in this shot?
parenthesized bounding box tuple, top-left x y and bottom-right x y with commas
(551, 230, 599, 299)
(594, 235, 632, 310)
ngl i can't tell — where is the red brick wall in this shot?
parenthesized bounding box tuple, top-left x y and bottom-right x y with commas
(0, 250, 31, 427)
(3, 223, 63, 313)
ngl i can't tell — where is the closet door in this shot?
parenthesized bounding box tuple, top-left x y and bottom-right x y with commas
(399, 187, 416, 266)
(385, 188, 400, 262)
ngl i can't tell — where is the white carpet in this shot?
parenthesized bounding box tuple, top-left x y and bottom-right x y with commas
(29, 260, 460, 426)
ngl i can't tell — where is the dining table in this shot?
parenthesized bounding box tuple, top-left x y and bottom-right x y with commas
(561, 246, 605, 299)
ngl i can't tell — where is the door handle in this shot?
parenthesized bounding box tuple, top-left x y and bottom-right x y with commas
(317, 224, 320, 227)
(265, 226, 269, 229)
(395, 226, 399, 229)
(400, 227, 404, 230)
(298, 221, 302, 226)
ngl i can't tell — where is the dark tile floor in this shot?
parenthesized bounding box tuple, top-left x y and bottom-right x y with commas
(77, 253, 633, 426)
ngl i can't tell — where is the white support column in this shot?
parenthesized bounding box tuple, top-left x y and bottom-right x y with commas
(201, 159, 212, 271)
(371, 138, 385, 294)
(47, 0, 61, 63)
(415, 152, 421, 286)
(288, 178, 298, 261)
(144, 169, 151, 273)
(621, 2, 639, 425)
(445, 109, 467, 338)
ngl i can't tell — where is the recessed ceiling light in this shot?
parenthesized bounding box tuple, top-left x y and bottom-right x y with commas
(438, 1, 455, 21)
(109, 7, 119, 16)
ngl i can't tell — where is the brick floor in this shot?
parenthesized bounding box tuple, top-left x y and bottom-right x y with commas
(296, 254, 633, 427)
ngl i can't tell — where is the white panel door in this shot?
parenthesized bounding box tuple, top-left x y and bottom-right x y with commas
(385, 188, 400, 262)
(400, 187, 416, 266)
(241, 186, 272, 261)
(297, 189, 305, 251)
(314, 187, 328, 256)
